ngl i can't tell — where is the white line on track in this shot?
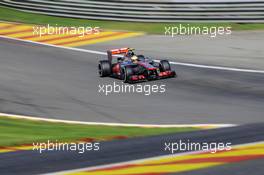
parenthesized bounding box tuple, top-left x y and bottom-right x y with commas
(46, 141, 264, 175)
(0, 112, 236, 128)
(1, 35, 264, 74)
(168, 61, 264, 73)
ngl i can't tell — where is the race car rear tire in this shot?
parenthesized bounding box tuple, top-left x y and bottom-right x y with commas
(159, 60, 171, 72)
(123, 67, 133, 83)
(99, 60, 111, 77)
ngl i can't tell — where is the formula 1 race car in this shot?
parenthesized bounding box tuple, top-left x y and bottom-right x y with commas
(98, 48, 176, 83)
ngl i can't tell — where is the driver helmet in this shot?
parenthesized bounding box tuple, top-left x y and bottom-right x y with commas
(126, 49, 135, 57)
(131, 55, 138, 62)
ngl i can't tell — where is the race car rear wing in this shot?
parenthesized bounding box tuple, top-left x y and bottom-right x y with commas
(109, 48, 129, 55)
(107, 48, 132, 63)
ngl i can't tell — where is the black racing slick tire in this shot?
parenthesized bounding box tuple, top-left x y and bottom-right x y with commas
(122, 67, 133, 83)
(159, 60, 171, 72)
(98, 60, 111, 77)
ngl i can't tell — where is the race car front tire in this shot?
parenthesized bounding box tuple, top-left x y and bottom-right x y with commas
(98, 60, 111, 77)
(159, 60, 171, 72)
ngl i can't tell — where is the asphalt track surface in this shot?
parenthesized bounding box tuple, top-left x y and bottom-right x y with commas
(84, 31, 264, 70)
(0, 36, 264, 124)
(1, 32, 264, 175)
(0, 123, 263, 175)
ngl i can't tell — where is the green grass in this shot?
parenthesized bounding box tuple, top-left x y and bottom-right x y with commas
(0, 116, 198, 147)
(1, 6, 264, 34)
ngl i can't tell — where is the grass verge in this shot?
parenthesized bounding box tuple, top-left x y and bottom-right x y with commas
(0, 116, 198, 147)
(1, 6, 264, 34)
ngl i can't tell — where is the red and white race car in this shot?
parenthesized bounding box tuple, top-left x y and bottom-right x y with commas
(98, 48, 176, 83)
